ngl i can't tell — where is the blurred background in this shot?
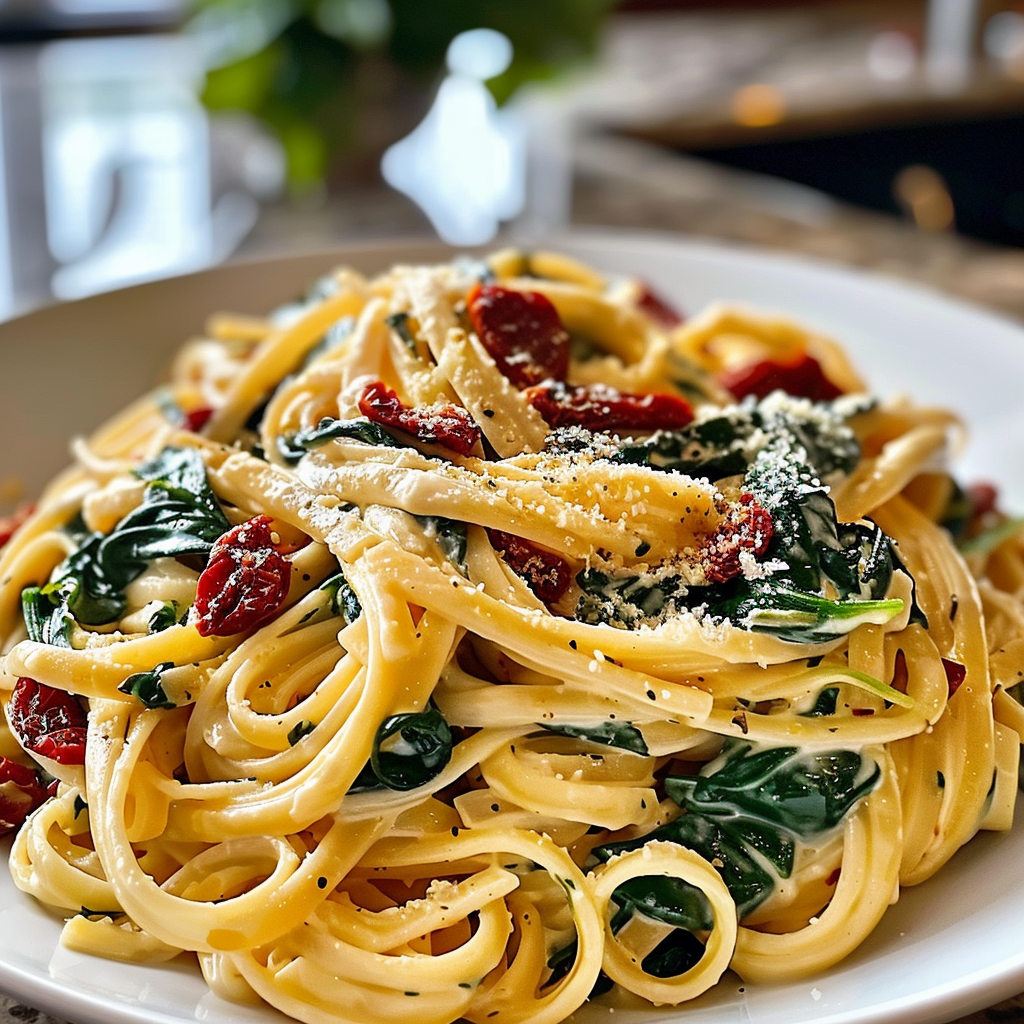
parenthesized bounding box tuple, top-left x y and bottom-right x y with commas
(0, 0, 1023, 321)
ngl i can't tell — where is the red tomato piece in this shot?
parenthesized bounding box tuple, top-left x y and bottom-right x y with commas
(466, 283, 570, 388)
(636, 284, 684, 329)
(941, 658, 967, 698)
(965, 482, 998, 519)
(195, 515, 291, 637)
(704, 494, 775, 584)
(358, 380, 481, 457)
(718, 353, 843, 403)
(525, 381, 693, 432)
(183, 407, 214, 432)
(0, 504, 34, 551)
(486, 530, 573, 607)
(8, 677, 88, 766)
(0, 756, 50, 835)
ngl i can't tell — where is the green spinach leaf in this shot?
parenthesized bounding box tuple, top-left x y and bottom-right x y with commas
(350, 702, 453, 792)
(118, 661, 176, 709)
(415, 516, 468, 575)
(22, 448, 228, 638)
(278, 417, 406, 463)
(594, 740, 879, 932)
(541, 720, 649, 756)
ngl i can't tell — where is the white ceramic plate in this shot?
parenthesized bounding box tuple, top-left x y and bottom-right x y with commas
(1, 229, 1023, 1024)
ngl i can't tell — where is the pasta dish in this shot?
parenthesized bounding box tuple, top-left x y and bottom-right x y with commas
(0, 248, 1022, 1024)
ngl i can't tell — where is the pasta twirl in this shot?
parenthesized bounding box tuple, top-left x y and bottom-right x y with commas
(0, 248, 1022, 1024)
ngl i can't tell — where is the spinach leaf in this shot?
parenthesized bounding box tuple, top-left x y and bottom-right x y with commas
(642, 929, 706, 978)
(319, 570, 362, 624)
(575, 568, 684, 630)
(303, 315, 355, 369)
(541, 720, 649, 756)
(385, 311, 418, 353)
(415, 516, 468, 575)
(21, 581, 76, 647)
(22, 448, 228, 637)
(594, 740, 879, 931)
(802, 686, 840, 717)
(612, 416, 750, 479)
(147, 601, 182, 633)
(118, 661, 176, 709)
(612, 399, 859, 483)
(689, 577, 904, 645)
(287, 720, 316, 745)
(665, 742, 879, 835)
(278, 417, 406, 464)
(372, 703, 453, 790)
(350, 703, 453, 792)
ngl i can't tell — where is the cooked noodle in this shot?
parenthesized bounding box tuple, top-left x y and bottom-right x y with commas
(0, 248, 1020, 1024)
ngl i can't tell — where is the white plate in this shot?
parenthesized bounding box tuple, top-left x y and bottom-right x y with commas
(1, 229, 1023, 1024)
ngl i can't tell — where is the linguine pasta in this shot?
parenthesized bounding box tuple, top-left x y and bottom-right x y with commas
(0, 248, 1022, 1024)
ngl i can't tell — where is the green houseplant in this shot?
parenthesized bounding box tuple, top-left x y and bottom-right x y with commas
(190, 0, 618, 191)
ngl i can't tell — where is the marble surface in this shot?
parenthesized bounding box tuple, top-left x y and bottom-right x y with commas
(4, 132, 1024, 1024)
(237, 132, 1024, 325)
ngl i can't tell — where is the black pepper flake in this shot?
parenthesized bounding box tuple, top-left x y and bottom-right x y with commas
(317, 876, 328, 889)
(949, 595, 959, 621)
(302, 573, 311, 582)
(490, 803, 500, 812)
(451, 826, 460, 837)
(646, 689, 657, 700)
(483, 409, 495, 418)
(569, 639, 577, 649)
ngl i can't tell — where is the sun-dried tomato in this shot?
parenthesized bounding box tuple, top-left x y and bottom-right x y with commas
(525, 381, 694, 433)
(704, 494, 774, 584)
(636, 284, 684, 329)
(965, 482, 998, 520)
(487, 530, 573, 607)
(0, 756, 50, 834)
(182, 407, 214, 432)
(942, 658, 967, 698)
(8, 677, 88, 766)
(195, 515, 291, 637)
(466, 283, 570, 388)
(718, 352, 842, 403)
(0, 504, 34, 551)
(358, 381, 481, 457)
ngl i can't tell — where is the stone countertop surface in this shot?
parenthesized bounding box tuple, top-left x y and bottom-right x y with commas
(3, 134, 1024, 1024)
(236, 132, 1024, 325)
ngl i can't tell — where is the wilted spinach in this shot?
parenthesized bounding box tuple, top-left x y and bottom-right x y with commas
(349, 702, 453, 792)
(118, 662, 177, 709)
(21, 448, 229, 641)
(415, 516, 468, 575)
(278, 416, 406, 463)
(594, 740, 880, 932)
(541, 720, 649, 756)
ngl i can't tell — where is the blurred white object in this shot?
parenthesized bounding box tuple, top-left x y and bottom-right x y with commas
(0, 0, 181, 29)
(866, 30, 917, 82)
(381, 28, 526, 245)
(0, 32, 285, 316)
(40, 36, 214, 299)
(925, 0, 980, 91)
(984, 10, 1024, 74)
